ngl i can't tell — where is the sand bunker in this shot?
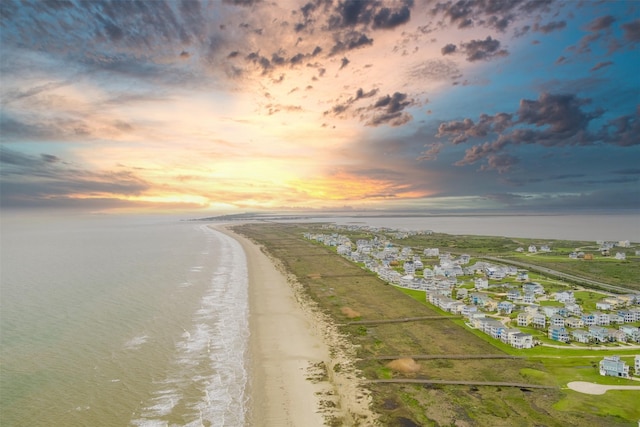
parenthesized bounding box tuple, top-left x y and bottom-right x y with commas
(341, 307, 361, 318)
(386, 358, 421, 374)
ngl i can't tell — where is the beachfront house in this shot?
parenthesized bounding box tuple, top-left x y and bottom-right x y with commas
(620, 326, 640, 342)
(550, 314, 565, 327)
(555, 291, 575, 304)
(498, 301, 515, 314)
(581, 313, 597, 326)
(424, 248, 439, 257)
(565, 317, 584, 328)
(532, 313, 546, 328)
(614, 252, 626, 260)
(523, 282, 545, 295)
(511, 332, 534, 349)
(548, 327, 570, 343)
(516, 270, 529, 281)
(565, 303, 582, 316)
(474, 278, 489, 290)
(599, 356, 630, 378)
(572, 329, 591, 344)
(608, 329, 627, 343)
(507, 289, 521, 301)
(594, 312, 610, 326)
(517, 312, 532, 327)
(589, 326, 609, 343)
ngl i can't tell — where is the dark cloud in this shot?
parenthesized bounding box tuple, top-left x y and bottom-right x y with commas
(586, 15, 616, 32)
(340, 57, 350, 70)
(372, 4, 412, 29)
(0, 147, 151, 208)
(222, 0, 261, 6)
(622, 19, 640, 43)
(590, 61, 613, 72)
(479, 153, 519, 173)
(598, 110, 640, 147)
(430, 0, 554, 33)
(329, 31, 374, 55)
(434, 93, 638, 171)
(441, 43, 457, 55)
(366, 92, 414, 127)
(324, 87, 379, 117)
(437, 113, 513, 144)
(460, 36, 508, 62)
(533, 20, 566, 34)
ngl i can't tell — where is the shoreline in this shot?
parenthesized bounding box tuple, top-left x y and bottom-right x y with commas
(213, 224, 375, 426)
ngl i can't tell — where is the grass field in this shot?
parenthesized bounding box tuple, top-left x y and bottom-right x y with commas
(233, 223, 640, 427)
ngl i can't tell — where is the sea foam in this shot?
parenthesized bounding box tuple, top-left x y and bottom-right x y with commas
(131, 226, 249, 427)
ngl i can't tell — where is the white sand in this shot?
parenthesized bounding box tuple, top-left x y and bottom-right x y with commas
(214, 225, 376, 427)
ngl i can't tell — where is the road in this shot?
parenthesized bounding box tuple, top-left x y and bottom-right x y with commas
(481, 256, 636, 294)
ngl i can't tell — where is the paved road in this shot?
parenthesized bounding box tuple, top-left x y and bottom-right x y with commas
(481, 256, 636, 294)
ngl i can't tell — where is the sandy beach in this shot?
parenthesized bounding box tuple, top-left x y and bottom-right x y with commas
(214, 225, 375, 426)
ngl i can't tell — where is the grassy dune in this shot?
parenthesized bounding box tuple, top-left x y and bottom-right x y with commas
(233, 223, 639, 427)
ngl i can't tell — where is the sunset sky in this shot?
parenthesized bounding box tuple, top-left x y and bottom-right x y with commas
(1, 0, 638, 214)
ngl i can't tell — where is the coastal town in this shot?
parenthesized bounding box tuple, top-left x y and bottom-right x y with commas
(305, 225, 640, 379)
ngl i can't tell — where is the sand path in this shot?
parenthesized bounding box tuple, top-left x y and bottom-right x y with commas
(567, 381, 640, 395)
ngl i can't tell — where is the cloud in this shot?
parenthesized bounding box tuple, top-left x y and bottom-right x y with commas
(598, 109, 640, 147)
(436, 113, 513, 144)
(372, 4, 412, 29)
(324, 87, 379, 117)
(459, 36, 508, 62)
(366, 92, 414, 127)
(429, 0, 554, 32)
(533, 20, 566, 34)
(1, 147, 152, 208)
(590, 61, 613, 71)
(326, 0, 413, 30)
(329, 31, 374, 55)
(222, 0, 262, 6)
(340, 57, 350, 70)
(407, 59, 461, 81)
(586, 15, 616, 32)
(441, 43, 457, 55)
(435, 92, 640, 171)
(417, 142, 443, 161)
(622, 19, 640, 43)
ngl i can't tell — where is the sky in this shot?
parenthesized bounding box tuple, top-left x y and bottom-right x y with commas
(1, 0, 639, 214)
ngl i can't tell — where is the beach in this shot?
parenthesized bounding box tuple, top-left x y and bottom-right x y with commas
(214, 225, 376, 426)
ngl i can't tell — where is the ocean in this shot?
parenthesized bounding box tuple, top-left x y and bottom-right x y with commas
(1, 212, 638, 426)
(0, 215, 249, 427)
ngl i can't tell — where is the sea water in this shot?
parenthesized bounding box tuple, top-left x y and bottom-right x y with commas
(0, 214, 249, 427)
